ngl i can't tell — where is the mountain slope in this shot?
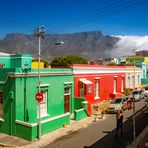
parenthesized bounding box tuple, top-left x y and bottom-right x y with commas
(0, 31, 119, 60)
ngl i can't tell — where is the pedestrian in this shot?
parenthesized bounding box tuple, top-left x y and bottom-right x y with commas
(115, 110, 123, 138)
(144, 97, 148, 114)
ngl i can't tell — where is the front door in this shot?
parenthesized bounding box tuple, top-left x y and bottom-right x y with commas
(64, 87, 71, 113)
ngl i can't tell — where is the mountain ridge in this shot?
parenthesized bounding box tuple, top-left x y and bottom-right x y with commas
(0, 31, 119, 60)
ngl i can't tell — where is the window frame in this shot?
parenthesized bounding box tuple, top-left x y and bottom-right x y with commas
(94, 79, 100, 99)
(37, 90, 48, 118)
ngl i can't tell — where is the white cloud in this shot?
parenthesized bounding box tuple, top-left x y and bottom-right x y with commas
(110, 35, 148, 57)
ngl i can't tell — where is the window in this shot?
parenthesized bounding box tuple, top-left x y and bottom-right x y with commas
(137, 75, 140, 86)
(79, 82, 85, 97)
(143, 70, 145, 79)
(132, 76, 135, 88)
(113, 78, 117, 94)
(0, 64, 4, 68)
(128, 76, 130, 88)
(38, 90, 48, 118)
(64, 87, 71, 113)
(121, 77, 124, 92)
(94, 79, 100, 99)
(0, 92, 3, 119)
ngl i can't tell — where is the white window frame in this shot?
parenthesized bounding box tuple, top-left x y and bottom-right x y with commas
(94, 79, 100, 99)
(37, 90, 48, 118)
(121, 77, 124, 92)
(64, 87, 71, 113)
(137, 75, 140, 86)
(128, 76, 130, 88)
(79, 82, 85, 97)
(132, 76, 135, 88)
(113, 78, 117, 94)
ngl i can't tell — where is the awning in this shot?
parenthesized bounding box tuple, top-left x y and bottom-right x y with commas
(80, 79, 93, 84)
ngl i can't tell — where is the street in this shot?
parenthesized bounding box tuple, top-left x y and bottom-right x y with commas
(45, 100, 148, 148)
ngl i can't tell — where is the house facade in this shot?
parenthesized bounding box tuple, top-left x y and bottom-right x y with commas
(0, 53, 81, 141)
(71, 64, 141, 116)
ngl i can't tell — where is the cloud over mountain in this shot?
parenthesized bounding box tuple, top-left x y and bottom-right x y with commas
(110, 35, 148, 57)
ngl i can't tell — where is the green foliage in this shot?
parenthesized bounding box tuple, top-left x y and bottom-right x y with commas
(123, 88, 131, 96)
(51, 55, 88, 67)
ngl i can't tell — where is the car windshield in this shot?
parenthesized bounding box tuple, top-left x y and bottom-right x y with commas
(133, 91, 139, 95)
(111, 98, 122, 104)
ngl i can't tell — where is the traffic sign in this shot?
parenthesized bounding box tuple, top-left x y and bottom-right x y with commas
(36, 92, 43, 102)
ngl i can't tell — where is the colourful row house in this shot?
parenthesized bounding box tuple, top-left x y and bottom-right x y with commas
(126, 56, 148, 85)
(71, 64, 141, 116)
(0, 52, 142, 141)
(0, 53, 88, 141)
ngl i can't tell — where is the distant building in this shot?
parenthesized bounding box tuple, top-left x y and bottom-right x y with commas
(32, 61, 44, 68)
(136, 50, 148, 56)
(126, 55, 148, 85)
(126, 56, 148, 64)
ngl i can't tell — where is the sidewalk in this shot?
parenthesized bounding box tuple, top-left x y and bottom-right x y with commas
(0, 100, 146, 148)
(136, 125, 148, 148)
(0, 116, 98, 148)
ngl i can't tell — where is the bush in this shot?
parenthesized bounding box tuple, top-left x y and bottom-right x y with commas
(123, 88, 131, 96)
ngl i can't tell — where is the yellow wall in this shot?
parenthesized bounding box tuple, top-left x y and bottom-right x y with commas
(144, 57, 148, 63)
(32, 62, 44, 68)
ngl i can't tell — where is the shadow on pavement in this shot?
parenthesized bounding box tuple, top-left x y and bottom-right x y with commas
(84, 107, 148, 148)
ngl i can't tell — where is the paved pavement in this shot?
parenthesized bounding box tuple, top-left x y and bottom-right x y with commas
(45, 100, 147, 148)
(0, 100, 147, 148)
(136, 125, 148, 148)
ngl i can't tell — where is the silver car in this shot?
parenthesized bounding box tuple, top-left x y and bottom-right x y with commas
(106, 98, 127, 113)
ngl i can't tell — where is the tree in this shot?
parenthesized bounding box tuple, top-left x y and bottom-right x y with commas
(51, 55, 88, 67)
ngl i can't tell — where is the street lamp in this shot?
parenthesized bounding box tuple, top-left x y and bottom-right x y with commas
(35, 25, 45, 140)
(35, 26, 64, 140)
(132, 49, 136, 148)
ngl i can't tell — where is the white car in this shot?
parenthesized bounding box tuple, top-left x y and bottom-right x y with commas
(106, 98, 127, 113)
(143, 86, 148, 97)
(130, 90, 141, 101)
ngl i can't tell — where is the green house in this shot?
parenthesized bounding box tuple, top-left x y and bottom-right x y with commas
(0, 53, 77, 141)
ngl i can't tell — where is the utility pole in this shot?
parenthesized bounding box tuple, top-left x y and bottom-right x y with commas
(35, 25, 45, 140)
(133, 49, 136, 148)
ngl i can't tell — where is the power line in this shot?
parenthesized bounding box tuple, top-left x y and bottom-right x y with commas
(48, 0, 148, 34)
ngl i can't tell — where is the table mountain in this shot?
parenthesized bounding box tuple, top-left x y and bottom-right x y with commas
(0, 31, 119, 60)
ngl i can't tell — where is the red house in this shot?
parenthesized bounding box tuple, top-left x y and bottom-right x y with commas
(71, 64, 126, 116)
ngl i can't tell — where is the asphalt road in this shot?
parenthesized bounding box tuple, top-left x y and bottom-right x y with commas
(45, 100, 148, 148)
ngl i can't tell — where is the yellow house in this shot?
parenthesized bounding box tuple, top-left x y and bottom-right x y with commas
(32, 61, 44, 68)
(144, 57, 148, 63)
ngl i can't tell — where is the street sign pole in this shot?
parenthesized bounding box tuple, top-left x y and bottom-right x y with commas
(133, 49, 136, 148)
(35, 25, 45, 140)
(38, 35, 41, 140)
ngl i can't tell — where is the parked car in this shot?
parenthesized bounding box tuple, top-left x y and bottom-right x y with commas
(129, 90, 142, 102)
(143, 86, 148, 97)
(106, 97, 128, 113)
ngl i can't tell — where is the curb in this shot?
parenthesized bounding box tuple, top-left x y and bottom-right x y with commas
(136, 124, 148, 146)
(0, 143, 14, 147)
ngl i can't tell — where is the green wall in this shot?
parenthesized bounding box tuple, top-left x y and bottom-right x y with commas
(74, 109, 88, 121)
(0, 67, 74, 141)
(0, 55, 10, 68)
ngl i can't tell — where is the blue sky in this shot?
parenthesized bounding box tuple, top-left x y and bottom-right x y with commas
(0, 0, 148, 38)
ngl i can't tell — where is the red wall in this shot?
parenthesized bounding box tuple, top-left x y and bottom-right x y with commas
(74, 73, 125, 115)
